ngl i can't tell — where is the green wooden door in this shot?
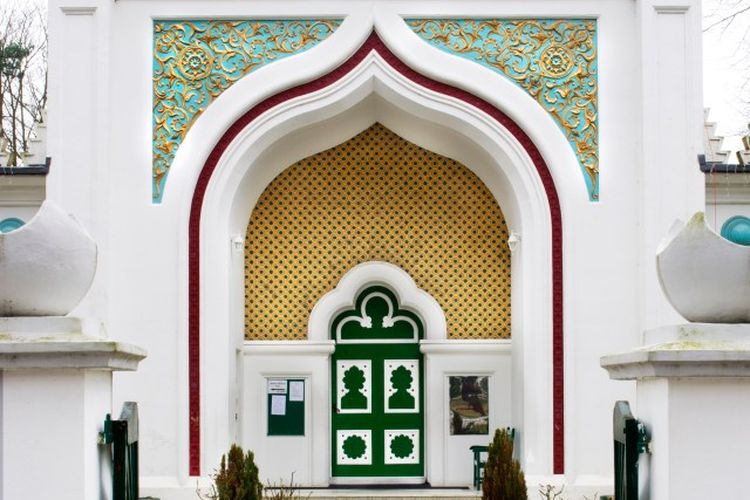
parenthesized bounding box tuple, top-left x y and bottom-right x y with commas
(331, 286, 425, 480)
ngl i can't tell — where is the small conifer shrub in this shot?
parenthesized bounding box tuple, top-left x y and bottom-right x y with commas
(482, 428, 527, 500)
(201, 444, 263, 500)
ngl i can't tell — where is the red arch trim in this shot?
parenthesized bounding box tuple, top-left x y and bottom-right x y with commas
(188, 33, 564, 476)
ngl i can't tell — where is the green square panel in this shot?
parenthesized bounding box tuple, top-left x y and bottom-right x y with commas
(267, 379, 305, 436)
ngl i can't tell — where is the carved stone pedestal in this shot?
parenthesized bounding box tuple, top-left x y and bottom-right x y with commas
(602, 324, 750, 500)
(0, 317, 146, 500)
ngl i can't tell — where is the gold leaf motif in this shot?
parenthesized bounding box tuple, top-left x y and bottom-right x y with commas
(408, 19, 599, 200)
(540, 45, 574, 78)
(177, 45, 214, 81)
(152, 20, 341, 202)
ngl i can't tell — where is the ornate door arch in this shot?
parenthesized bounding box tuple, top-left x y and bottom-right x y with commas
(331, 285, 425, 482)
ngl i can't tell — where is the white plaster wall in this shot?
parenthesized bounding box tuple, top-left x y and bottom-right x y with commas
(421, 341, 512, 487)
(636, 378, 750, 500)
(0, 176, 45, 223)
(43, 0, 705, 496)
(634, 378, 668, 500)
(239, 342, 335, 487)
(0, 206, 38, 226)
(706, 202, 750, 230)
(668, 379, 750, 500)
(0, 369, 112, 500)
(704, 178, 750, 232)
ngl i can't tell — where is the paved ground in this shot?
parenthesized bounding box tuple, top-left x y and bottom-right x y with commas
(283, 487, 482, 499)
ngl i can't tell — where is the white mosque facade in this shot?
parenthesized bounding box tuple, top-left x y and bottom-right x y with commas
(1, 0, 731, 498)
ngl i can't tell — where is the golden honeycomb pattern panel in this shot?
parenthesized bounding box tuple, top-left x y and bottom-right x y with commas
(244, 123, 510, 340)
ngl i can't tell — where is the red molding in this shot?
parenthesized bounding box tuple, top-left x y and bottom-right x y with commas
(188, 33, 564, 476)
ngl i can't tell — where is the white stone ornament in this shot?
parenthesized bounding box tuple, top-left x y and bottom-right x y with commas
(657, 212, 750, 323)
(0, 200, 97, 316)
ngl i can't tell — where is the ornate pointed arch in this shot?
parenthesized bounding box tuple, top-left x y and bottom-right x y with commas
(188, 33, 564, 476)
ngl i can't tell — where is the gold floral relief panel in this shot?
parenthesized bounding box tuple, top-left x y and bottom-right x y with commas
(244, 123, 511, 340)
(152, 19, 340, 202)
(408, 19, 599, 200)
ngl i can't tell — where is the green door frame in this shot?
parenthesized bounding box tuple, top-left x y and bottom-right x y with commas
(330, 285, 425, 481)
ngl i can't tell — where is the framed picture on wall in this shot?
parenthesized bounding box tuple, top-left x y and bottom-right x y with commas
(449, 376, 489, 435)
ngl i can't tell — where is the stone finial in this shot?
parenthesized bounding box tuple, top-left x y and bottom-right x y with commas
(738, 125, 750, 166)
(23, 109, 48, 166)
(657, 212, 750, 323)
(0, 200, 97, 316)
(703, 108, 732, 164)
(0, 135, 9, 167)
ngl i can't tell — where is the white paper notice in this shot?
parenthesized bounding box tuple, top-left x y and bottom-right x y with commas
(289, 381, 304, 402)
(267, 379, 287, 394)
(271, 394, 286, 416)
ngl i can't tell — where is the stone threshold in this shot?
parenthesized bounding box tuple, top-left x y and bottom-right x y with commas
(275, 487, 480, 499)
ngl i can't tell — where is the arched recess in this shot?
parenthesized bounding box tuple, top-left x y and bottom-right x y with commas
(187, 34, 563, 477)
(244, 122, 512, 342)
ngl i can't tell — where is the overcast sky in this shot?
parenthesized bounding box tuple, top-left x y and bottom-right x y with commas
(702, 0, 749, 152)
(8, 0, 748, 152)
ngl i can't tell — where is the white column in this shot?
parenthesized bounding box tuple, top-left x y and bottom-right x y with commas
(46, 3, 98, 228)
(2, 370, 111, 500)
(636, 0, 706, 331)
(46, 0, 112, 321)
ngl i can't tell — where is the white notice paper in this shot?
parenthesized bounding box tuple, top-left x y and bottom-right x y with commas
(267, 379, 287, 394)
(289, 381, 304, 402)
(271, 394, 286, 416)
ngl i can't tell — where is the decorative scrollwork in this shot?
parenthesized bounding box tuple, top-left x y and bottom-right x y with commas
(152, 20, 341, 202)
(408, 19, 599, 201)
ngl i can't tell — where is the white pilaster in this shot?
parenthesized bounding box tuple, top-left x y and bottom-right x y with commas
(636, 0, 705, 331)
(46, 0, 112, 320)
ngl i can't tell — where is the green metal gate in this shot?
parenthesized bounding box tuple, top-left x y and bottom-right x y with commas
(101, 402, 140, 500)
(613, 401, 649, 500)
(331, 285, 425, 480)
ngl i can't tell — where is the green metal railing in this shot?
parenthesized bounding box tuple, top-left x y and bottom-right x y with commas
(613, 401, 649, 500)
(101, 402, 140, 500)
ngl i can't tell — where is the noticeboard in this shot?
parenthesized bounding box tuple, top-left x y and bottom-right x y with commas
(267, 378, 305, 436)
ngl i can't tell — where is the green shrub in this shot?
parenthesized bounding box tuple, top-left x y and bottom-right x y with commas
(202, 444, 263, 500)
(482, 428, 527, 500)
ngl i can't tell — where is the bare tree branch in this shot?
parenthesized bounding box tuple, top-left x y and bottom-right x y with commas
(704, 4, 750, 32)
(0, 0, 47, 166)
(703, 0, 750, 131)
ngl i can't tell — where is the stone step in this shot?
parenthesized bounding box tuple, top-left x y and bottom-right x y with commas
(271, 488, 481, 499)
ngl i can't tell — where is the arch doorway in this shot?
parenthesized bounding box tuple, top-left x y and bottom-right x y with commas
(191, 34, 562, 482)
(240, 124, 513, 486)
